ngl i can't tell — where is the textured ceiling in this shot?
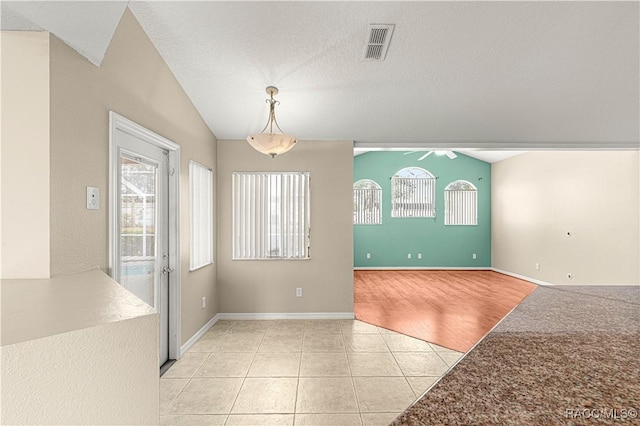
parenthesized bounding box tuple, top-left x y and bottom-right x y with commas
(353, 148, 526, 164)
(2, 1, 639, 156)
(1, 1, 128, 65)
(129, 1, 640, 149)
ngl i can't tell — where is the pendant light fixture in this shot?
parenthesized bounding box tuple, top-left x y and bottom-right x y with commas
(246, 86, 297, 158)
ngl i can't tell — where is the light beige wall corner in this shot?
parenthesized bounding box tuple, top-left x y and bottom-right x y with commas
(0, 32, 50, 279)
(492, 151, 639, 285)
(1, 316, 158, 424)
(217, 140, 354, 314)
(48, 9, 217, 343)
(1, 270, 159, 424)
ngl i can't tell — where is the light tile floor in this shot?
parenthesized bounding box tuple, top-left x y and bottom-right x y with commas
(160, 320, 464, 426)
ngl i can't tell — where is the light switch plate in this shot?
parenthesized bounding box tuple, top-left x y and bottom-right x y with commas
(87, 186, 99, 210)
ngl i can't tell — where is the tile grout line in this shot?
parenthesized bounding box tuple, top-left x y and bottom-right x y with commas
(379, 331, 421, 422)
(340, 321, 365, 426)
(380, 332, 420, 401)
(164, 320, 447, 424)
(225, 324, 267, 421)
(218, 327, 236, 426)
(162, 337, 220, 416)
(160, 322, 228, 416)
(432, 348, 453, 369)
(292, 323, 311, 424)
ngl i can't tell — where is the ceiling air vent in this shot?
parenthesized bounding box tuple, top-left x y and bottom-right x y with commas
(362, 24, 395, 61)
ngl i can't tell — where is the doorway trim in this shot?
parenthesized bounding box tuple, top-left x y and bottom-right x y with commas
(108, 111, 182, 361)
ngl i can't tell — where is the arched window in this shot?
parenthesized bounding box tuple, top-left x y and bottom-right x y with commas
(353, 179, 382, 224)
(391, 167, 436, 218)
(444, 180, 477, 225)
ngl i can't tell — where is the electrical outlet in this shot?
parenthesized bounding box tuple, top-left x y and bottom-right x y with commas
(407, 253, 411, 259)
(472, 253, 477, 260)
(86, 186, 99, 210)
(296, 287, 303, 297)
(417, 253, 422, 259)
(201, 297, 206, 309)
(535, 263, 540, 271)
(366, 253, 371, 259)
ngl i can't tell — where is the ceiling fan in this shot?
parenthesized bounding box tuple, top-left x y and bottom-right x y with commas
(403, 150, 458, 161)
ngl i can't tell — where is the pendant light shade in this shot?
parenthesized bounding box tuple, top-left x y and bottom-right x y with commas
(246, 86, 297, 158)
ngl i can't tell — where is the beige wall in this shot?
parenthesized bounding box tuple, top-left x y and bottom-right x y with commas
(217, 140, 354, 314)
(492, 151, 639, 285)
(44, 9, 217, 343)
(1, 269, 159, 424)
(0, 32, 50, 279)
(1, 316, 158, 424)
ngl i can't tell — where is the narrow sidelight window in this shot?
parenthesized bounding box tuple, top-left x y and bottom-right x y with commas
(189, 161, 214, 270)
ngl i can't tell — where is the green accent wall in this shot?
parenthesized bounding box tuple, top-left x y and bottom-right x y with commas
(354, 151, 491, 268)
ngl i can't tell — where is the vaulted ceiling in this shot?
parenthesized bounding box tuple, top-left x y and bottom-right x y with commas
(3, 1, 639, 161)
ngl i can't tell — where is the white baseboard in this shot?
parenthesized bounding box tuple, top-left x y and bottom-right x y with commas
(354, 267, 492, 271)
(491, 268, 640, 286)
(354, 266, 553, 285)
(490, 268, 555, 286)
(217, 312, 355, 320)
(180, 313, 220, 357)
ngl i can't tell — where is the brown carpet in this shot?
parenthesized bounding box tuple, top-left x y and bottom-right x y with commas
(392, 285, 640, 425)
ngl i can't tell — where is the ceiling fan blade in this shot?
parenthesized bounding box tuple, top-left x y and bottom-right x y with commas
(418, 151, 433, 161)
(445, 151, 457, 159)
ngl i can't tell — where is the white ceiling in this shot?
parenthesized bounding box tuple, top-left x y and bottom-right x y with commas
(2, 1, 639, 159)
(353, 148, 526, 164)
(1, 1, 128, 65)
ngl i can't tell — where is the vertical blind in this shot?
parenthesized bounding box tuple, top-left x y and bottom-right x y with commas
(445, 189, 477, 225)
(233, 172, 310, 260)
(391, 177, 436, 218)
(353, 188, 382, 224)
(189, 161, 213, 270)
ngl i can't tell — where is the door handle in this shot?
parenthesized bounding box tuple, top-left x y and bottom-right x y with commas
(162, 266, 175, 275)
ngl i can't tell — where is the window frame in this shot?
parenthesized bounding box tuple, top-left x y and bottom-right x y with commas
(391, 167, 436, 218)
(189, 160, 214, 271)
(444, 180, 478, 226)
(232, 171, 311, 260)
(353, 179, 382, 225)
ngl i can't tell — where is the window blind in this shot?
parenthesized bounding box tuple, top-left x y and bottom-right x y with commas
(445, 188, 477, 225)
(391, 177, 436, 218)
(353, 179, 382, 225)
(189, 161, 213, 270)
(232, 172, 310, 260)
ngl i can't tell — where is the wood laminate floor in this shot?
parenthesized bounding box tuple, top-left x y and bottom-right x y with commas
(354, 270, 537, 353)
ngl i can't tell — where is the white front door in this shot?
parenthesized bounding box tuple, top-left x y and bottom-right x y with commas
(109, 113, 180, 368)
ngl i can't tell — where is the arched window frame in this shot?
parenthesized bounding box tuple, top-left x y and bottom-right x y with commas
(444, 180, 478, 225)
(353, 179, 382, 225)
(391, 167, 436, 218)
